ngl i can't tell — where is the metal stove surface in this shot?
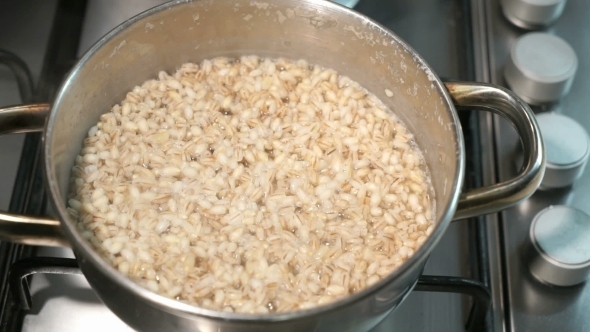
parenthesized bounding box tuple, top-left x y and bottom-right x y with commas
(1, 1, 477, 331)
(475, 0, 590, 331)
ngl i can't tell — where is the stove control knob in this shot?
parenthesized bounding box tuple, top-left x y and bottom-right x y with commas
(535, 113, 589, 189)
(500, 0, 567, 29)
(528, 206, 590, 287)
(504, 32, 577, 105)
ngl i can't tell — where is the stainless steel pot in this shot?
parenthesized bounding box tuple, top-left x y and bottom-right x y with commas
(0, 0, 544, 331)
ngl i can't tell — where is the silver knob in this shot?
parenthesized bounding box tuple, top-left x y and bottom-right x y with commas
(500, 0, 567, 29)
(504, 32, 577, 105)
(535, 113, 589, 189)
(528, 206, 590, 287)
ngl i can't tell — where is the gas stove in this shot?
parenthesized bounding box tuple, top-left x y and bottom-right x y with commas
(0, 0, 588, 331)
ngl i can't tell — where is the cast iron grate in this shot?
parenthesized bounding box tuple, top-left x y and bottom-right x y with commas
(0, 0, 87, 330)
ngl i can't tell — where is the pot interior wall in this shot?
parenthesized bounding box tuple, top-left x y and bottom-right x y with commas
(48, 0, 460, 246)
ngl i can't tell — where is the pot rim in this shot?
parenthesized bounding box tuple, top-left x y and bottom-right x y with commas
(44, 0, 464, 323)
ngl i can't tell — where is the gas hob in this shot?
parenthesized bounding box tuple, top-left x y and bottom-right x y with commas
(1, 0, 589, 331)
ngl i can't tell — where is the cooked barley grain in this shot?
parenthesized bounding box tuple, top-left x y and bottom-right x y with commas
(68, 55, 435, 314)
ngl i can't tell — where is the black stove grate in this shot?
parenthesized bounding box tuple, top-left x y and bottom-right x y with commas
(0, 46, 36, 332)
(0, 0, 87, 330)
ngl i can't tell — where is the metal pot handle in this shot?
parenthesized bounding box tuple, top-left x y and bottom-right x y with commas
(0, 103, 68, 247)
(0, 104, 51, 135)
(445, 82, 545, 221)
(0, 85, 545, 244)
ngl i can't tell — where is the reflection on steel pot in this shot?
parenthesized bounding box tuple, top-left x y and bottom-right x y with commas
(331, 0, 360, 8)
(0, 0, 544, 331)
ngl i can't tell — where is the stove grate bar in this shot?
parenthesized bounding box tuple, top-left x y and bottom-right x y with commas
(415, 275, 491, 332)
(8, 257, 81, 311)
(0, 50, 35, 104)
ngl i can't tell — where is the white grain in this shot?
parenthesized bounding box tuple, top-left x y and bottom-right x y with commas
(69, 55, 435, 315)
